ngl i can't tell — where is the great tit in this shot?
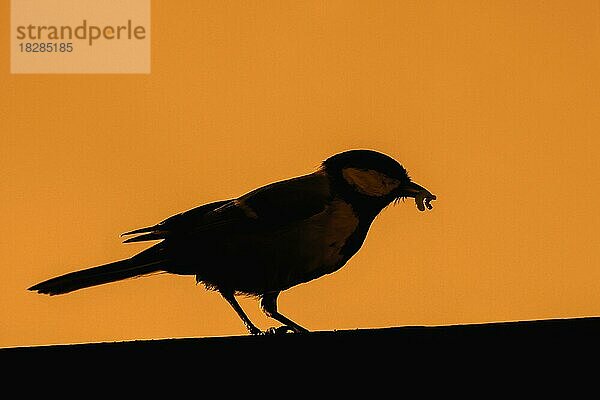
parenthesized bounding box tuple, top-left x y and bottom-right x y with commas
(29, 149, 436, 335)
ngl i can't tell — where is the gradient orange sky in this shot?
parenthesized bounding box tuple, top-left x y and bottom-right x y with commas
(2, 1, 600, 347)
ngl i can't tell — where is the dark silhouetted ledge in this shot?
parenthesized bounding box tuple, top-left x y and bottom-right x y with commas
(4, 317, 600, 363)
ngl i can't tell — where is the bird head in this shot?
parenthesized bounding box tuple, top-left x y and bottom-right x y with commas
(322, 149, 436, 212)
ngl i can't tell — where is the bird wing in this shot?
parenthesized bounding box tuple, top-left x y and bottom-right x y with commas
(236, 172, 331, 224)
(121, 199, 233, 243)
(122, 172, 332, 242)
(190, 172, 332, 234)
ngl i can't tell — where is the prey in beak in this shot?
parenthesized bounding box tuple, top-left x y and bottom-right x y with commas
(396, 181, 437, 212)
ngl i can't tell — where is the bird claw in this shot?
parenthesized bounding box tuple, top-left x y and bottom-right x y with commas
(264, 326, 297, 335)
(248, 326, 263, 335)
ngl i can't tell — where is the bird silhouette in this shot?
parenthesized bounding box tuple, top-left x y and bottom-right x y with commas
(29, 149, 436, 335)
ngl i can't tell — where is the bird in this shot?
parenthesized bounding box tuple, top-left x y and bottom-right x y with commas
(29, 149, 436, 335)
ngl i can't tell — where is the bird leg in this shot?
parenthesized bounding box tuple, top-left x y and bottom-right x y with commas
(260, 291, 309, 334)
(220, 290, 262, 335)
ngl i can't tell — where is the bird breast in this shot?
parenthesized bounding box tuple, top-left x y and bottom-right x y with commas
(278, 199, 361, 286)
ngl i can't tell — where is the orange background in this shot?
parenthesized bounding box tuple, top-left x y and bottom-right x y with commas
(2, 1, 599, 347)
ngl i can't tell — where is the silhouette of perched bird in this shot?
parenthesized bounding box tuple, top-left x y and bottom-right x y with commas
(29, 149, 436, 334)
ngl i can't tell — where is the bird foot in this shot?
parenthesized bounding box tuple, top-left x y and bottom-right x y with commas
(246, 325, 263, 335)
(264, 326, 298, 335)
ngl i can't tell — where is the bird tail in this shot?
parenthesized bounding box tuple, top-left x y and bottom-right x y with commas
(28, 246, 168, 296)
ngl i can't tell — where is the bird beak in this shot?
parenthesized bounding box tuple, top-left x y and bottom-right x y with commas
(397, 182, 437, 211)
